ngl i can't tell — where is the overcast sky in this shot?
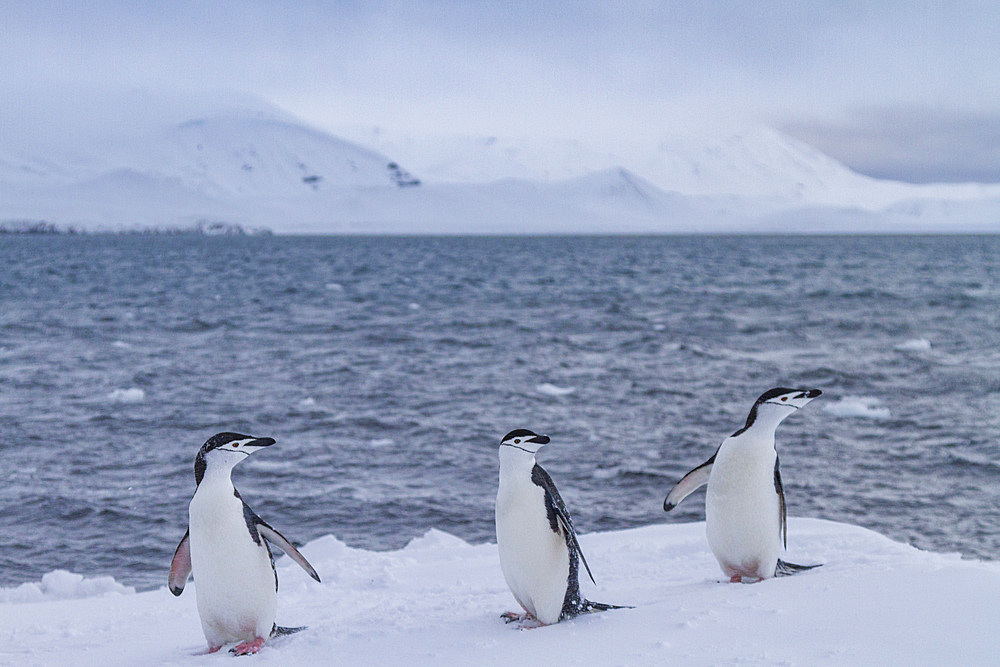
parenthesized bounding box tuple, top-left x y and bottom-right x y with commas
(3, 1, 998, 182)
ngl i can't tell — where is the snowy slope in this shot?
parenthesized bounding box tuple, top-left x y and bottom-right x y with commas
(0, 108, 420, 230)
(1, 519, 997, 665)
(343, 125, 1000, 209)
(151, 116, 420, 198)
(232, 168, 740, 235)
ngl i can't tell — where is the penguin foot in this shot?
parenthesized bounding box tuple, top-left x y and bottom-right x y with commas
(729, 575, 742, 583)
(502, 611, 544, 628)
(230, 637, 266, 656)
(195, 646, 222, 655)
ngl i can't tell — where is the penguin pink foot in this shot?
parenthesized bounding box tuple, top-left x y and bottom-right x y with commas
(230, 637, 265, 656)
(193, 645, 222, 655)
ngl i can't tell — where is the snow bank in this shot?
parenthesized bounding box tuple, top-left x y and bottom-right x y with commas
(0, 570, 134, 604)
(822, 396, 892, 419)
(2, 519, 998, 665)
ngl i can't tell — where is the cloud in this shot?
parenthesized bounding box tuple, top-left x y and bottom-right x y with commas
(783, 106, 1000, 183)
(2, 2, 1000, 182)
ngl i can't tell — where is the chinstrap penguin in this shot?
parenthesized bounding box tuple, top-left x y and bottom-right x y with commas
(495, 429, 628, 626)
(663, 388, 823, 582)
(169, 432, 321, 655)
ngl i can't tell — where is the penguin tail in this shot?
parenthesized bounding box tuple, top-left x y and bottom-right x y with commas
(270, 625, 307, 638)
(581, 599, 633, 614)
(775, 559, 822, 577)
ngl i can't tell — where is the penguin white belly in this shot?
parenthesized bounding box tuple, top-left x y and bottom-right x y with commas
(705, 445, 780, 580)
(496, 479, 569, 625)
(189, 486, 276, 645)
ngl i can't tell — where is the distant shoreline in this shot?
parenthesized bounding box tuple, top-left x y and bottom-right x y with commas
(0, 220, 272, 236)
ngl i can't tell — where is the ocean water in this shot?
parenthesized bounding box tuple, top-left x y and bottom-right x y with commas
(1, 234, 998, 592)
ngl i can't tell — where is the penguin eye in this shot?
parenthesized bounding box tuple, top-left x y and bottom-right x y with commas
(514, 439, 521, 444)
(781, 396, 788, 402)
(232, 442, 240, 447)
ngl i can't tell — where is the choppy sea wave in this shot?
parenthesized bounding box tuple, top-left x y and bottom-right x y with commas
(1, 234, 998, 590)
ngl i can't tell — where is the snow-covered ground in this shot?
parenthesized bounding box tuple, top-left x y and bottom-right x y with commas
(2, 519, 997, 665)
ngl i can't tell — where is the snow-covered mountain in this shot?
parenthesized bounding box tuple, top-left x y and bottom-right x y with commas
(342, 124, 1000, 209)
(2, 102, 999, 233)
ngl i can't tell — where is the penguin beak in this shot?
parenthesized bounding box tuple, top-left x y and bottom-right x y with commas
(529, 435, 550, 445)
(795, 389, 822, 400)
(244, 437, 276, 449)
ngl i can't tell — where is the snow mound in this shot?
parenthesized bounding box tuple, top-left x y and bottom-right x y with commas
(895, 338, 932, 351)
(823, 396, 892, 419)
(536, 383, 576, 396)
(0, 570, 134, 604)
(404, 528, 474, 553)
(107, 387, 145, 403)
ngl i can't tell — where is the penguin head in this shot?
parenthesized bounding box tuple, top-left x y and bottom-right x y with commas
(744, 387, 822, 429)
(499, 429, 550, 456)
(194, 432, 275, 484)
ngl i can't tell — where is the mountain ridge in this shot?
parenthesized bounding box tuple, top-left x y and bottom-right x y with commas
(3, 104, 999, 233)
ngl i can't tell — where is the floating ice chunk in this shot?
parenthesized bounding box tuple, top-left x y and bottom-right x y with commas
(592, 467, 619, 480)
(298, 397, 318, 409)
(369, 438, 395, 447)
(408, 302, 421, 310)
(111, 340, 131, 349)
(536, 383, 576, 396)
(895, 338, 931, 351)
(823, 396, 891, 419)
(325, 282, 344, 291)
(0, 570, 134, 603)
(107, 388, 145, 403)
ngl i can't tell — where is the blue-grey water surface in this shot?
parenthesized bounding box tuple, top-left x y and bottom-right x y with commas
(1, 234, 998, 591)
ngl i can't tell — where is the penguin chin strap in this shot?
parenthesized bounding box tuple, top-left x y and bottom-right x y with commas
(502, 443, 537, 454)
(764, 400, 800, 409)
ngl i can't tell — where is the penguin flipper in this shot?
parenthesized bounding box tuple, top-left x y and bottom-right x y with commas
(664, 453, 716, 511)
(531, 464, 596, 585)
(168, 529, 191, 596)
(256, 522, 322, 583)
